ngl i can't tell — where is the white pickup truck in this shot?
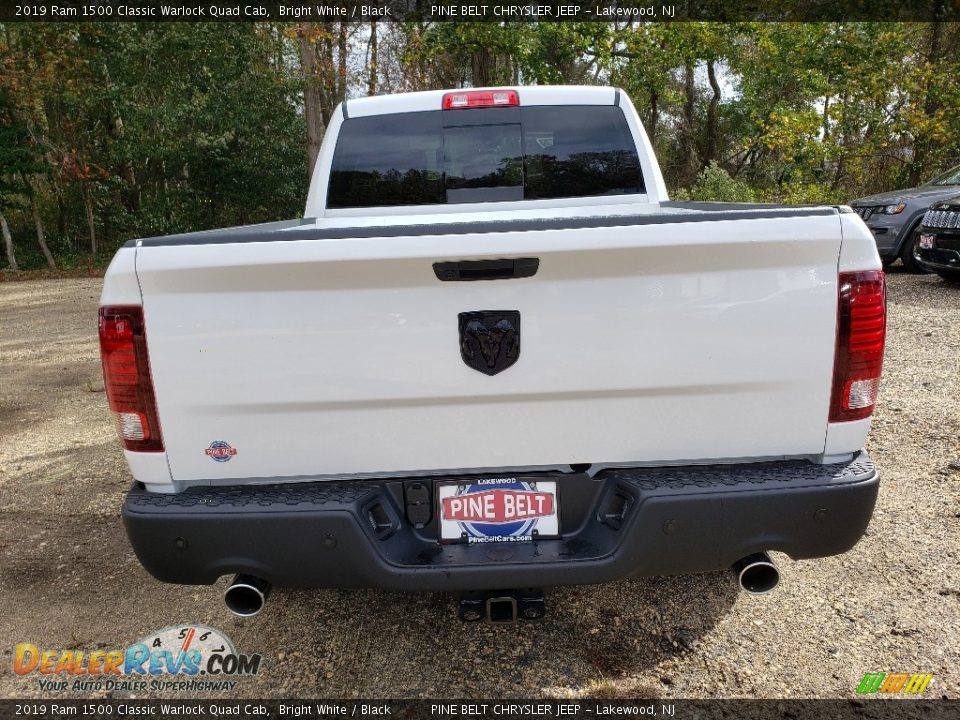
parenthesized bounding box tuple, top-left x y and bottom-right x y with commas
(102, 86, 885, 622)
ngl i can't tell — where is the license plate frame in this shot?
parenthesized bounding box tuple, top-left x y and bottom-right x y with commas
(436, 477, 560, 544)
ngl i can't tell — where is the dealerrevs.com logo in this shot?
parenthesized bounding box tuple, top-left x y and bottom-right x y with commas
(14, 625, 261, 693)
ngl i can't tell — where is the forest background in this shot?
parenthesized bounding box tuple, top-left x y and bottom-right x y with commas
(1, 21, 958, 269)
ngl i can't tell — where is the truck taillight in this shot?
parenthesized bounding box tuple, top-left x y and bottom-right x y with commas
(442, 90, 519, 109)
(99, 306, 164, 452)
(829, 271, 886, 422)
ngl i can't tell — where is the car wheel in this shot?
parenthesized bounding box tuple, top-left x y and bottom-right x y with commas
(899, 228, 929, 274)
(935, 269, 960, 284)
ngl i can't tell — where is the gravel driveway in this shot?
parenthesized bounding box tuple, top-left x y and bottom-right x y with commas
(1, 272, 957, 700)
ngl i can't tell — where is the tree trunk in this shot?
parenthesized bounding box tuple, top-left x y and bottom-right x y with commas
(648, 89, 659, 145)
(337, 22, 348, 100)
(830, 90, 852, 190)
(683, 63, 696, 130)
(472, 48, 493, 87)
(822, 94, 831, 143)
(367, 20, 378, 95)
(55, 187, 71, 250)
(821, 94, 832, 178)
(925, 19, 942, 64)
(682, 62, 700, 184)
(26, 177, 56, 269)
(832, 154, 847, 191)
(705, 60, 721, 167)
(81, 180, 98, 257)
(910, 21, 943, 186)
(321, 34, 336, 124)
(1, 212, 18, 271)
(298, 22, 325, 177)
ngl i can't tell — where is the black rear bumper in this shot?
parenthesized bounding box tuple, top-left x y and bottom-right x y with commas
(122, 452, 878, 592)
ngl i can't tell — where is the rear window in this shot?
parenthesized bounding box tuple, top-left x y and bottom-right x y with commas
(327, 106, 644, 209)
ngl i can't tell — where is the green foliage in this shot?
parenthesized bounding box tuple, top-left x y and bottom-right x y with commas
(0, 87, 44, 209)
(682, 162, 757, 203)
(757, 183, 847, 206)
(1, 22, 306, 267)
(3, 21, 960, 269)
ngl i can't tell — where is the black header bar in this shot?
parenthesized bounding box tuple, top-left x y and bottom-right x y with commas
(2, 0, 960, 22)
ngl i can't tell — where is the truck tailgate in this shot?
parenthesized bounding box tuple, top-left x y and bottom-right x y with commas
(135, 213, 841, 483)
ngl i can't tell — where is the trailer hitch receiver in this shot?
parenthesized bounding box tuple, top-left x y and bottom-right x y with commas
(459, 589, 545, 623)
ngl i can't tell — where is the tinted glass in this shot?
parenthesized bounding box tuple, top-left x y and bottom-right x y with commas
(327, 105, 643, 209)
(327, 112, 444, 208)
(443, 123, 524, 203)
(927, 164, 960, 186)
(521, 106, 643, 200)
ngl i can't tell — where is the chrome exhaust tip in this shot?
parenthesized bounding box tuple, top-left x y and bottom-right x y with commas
(224, 574, 271, 617)
(732, 552, 779, 595)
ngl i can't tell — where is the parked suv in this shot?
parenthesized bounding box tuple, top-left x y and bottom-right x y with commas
(850, 164, 960, 272)
(918, 194, 960, 283)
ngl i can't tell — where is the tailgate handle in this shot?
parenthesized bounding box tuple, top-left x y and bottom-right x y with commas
(433, 257, 539, 282)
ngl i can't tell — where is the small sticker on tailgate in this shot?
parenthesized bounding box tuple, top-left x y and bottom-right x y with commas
(437, 477, 559, 543)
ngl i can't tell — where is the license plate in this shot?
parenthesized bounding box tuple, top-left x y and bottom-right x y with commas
(920, 234, 935, 249)
(437, 477, 560, 543)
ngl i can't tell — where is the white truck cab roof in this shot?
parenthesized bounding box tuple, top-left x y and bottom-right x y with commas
(305, 85, 668, 218)
(342, 85, 619, 117)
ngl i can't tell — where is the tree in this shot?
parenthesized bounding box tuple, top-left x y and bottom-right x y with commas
(0, 84, 55, 268)
(0, 213, 15, 271)
(298, 22, 325, 175)
(295, 22, 355, 176)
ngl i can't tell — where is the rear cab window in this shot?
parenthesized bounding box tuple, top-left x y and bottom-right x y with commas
(327, 106, 644, 209)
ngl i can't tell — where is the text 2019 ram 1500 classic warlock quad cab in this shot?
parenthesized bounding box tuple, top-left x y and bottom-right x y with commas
(102, 86, 885, 622)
